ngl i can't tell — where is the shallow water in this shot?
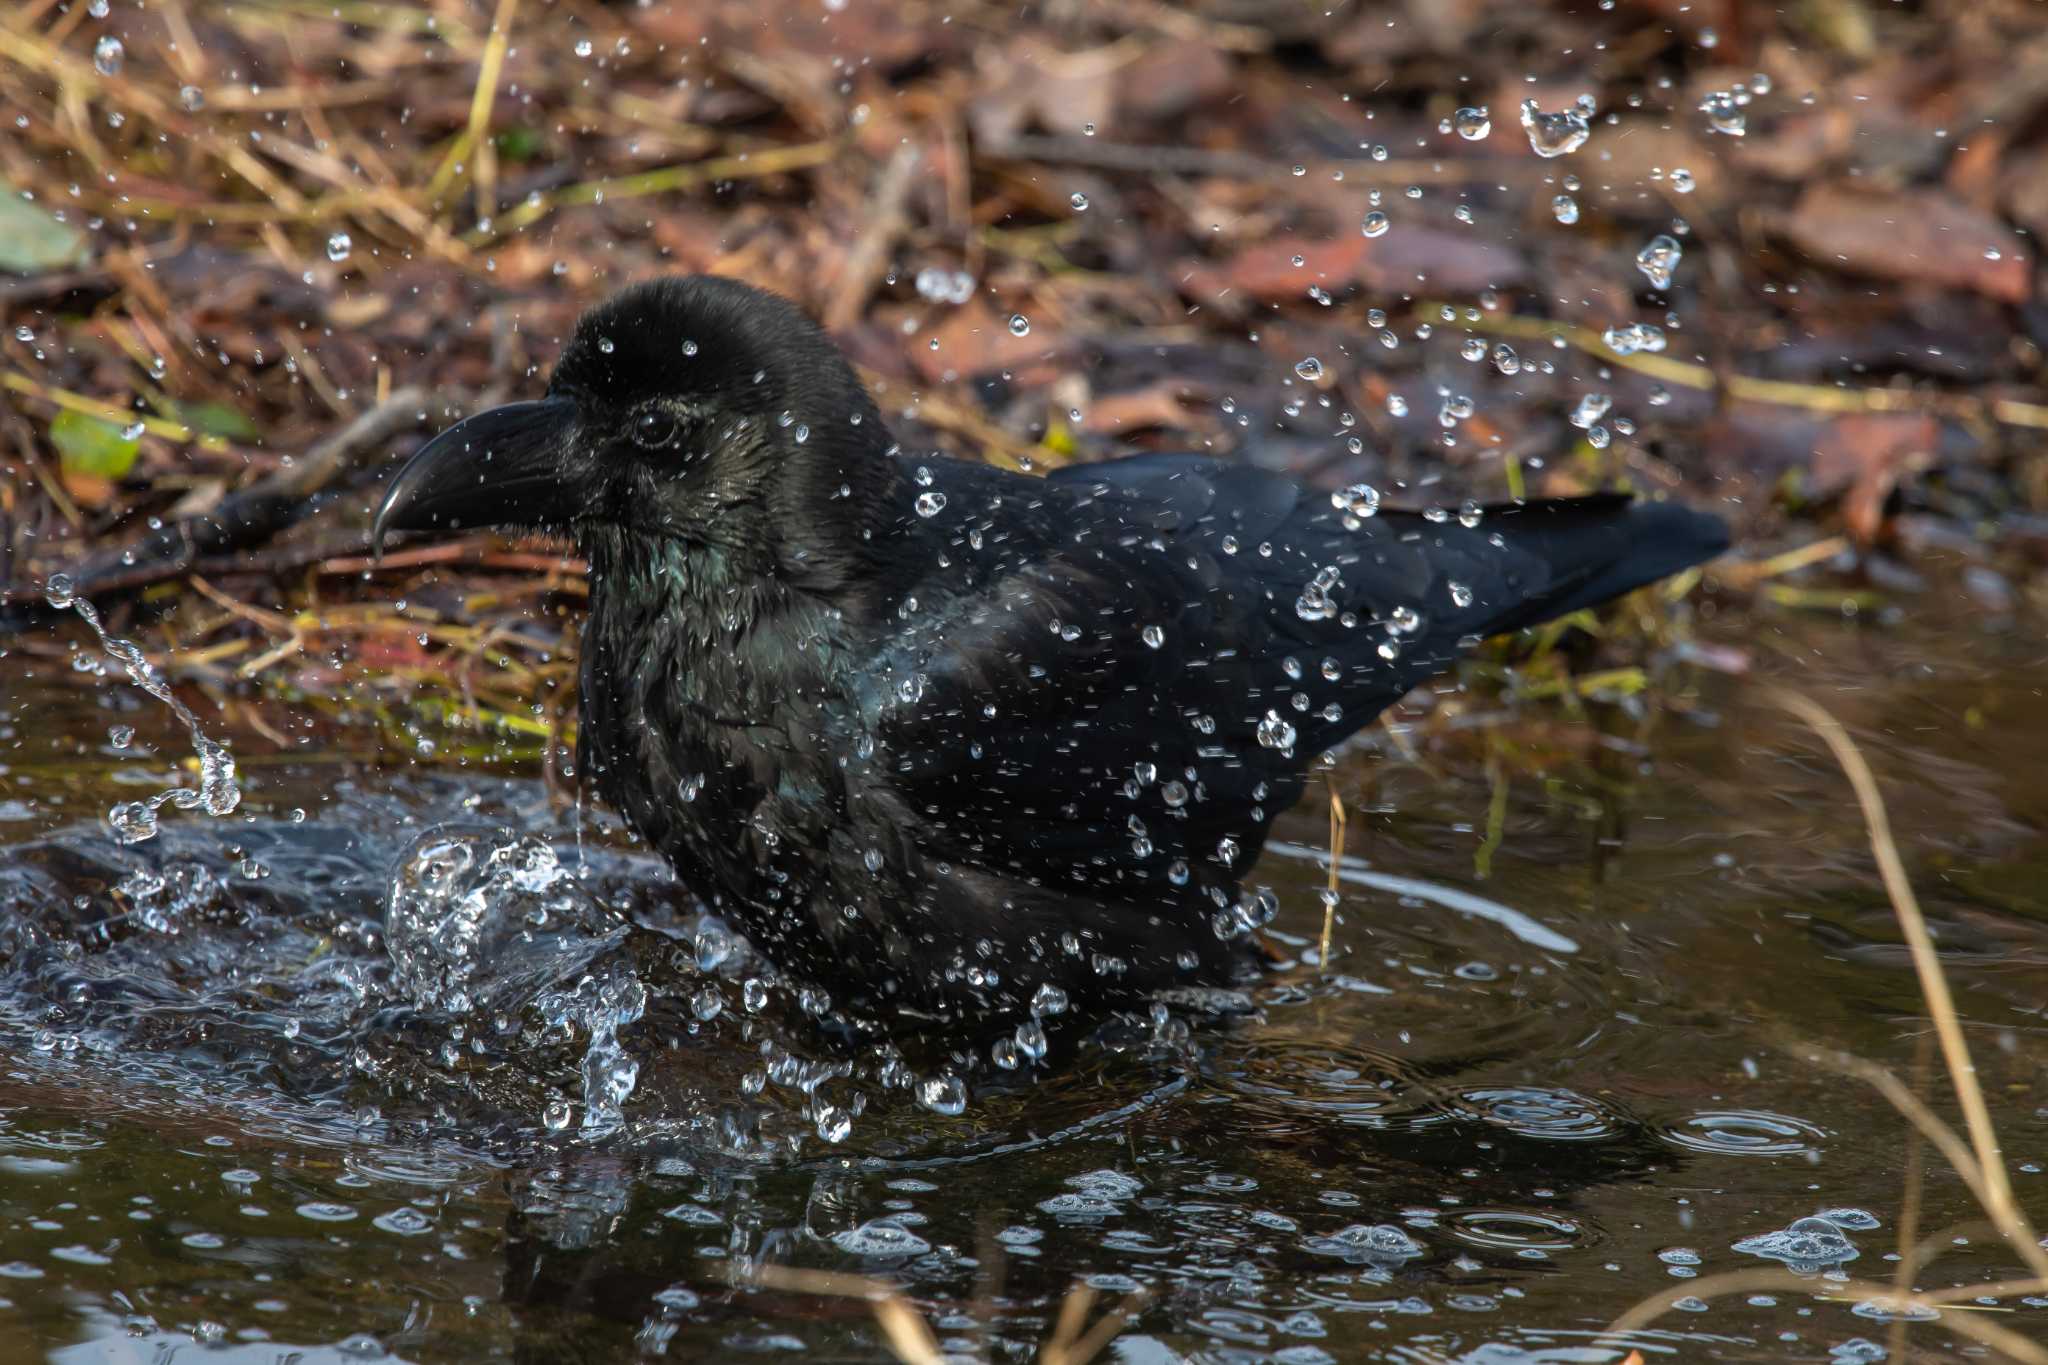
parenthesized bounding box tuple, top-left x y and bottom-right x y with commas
(1, 580, 2044, 1363)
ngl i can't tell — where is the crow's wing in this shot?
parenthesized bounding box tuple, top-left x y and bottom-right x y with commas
(842, 454, 1724, 919)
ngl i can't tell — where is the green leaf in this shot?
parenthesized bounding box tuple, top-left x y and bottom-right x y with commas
(50, 410, 141, 481)
(495, 127, 543, 162)
(172, 399, 259, 440)
(0, 181, 91, 275)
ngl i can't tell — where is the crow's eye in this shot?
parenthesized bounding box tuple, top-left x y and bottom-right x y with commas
(630, 409, 680, 449)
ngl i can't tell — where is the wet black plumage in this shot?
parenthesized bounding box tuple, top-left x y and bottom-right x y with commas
(375, 276, 1729, 1029)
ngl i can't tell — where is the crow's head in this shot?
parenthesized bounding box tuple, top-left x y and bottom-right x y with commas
(375, 276, 898, 575)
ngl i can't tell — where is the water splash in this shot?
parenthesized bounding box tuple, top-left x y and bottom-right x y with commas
(46, 574, 240, 843)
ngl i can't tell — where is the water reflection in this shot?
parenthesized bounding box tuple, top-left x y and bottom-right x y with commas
(0, 591, 2045, 1360)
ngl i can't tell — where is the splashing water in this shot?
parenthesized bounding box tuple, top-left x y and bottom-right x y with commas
(1519, 95, 1594, 157)
(46, 574, 240, 842)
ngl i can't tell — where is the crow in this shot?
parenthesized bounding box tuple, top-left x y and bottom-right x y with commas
(375, 276, 1727, 1031)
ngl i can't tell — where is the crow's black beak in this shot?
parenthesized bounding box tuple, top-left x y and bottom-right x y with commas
(372, 396, 580, 557)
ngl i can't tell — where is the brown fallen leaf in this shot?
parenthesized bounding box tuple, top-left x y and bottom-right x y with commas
(1810, 412, 1938, 545)
(1783, 184, 2032, 303)
(1078, 381, 1212, 437)
(910, 299, 1071, 385)
(1180, 229, 1525, 307)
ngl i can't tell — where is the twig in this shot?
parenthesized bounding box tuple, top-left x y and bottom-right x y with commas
(825, 142, 924, 331)
(1320, 781, 1345, 971)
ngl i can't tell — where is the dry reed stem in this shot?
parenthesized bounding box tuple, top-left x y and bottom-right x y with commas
(1602, 688, 2048, 1355)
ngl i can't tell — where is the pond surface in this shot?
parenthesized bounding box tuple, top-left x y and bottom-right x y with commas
(0, 579, 2043, 1363)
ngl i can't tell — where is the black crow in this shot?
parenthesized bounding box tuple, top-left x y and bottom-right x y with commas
(375, 276, 1727, 1029)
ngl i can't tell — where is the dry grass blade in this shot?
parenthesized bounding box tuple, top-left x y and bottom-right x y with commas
(1767, 685, 2048, 1281)
(1602, 687, 2048, 1355)
(1321, 781, 1346, 971)
(744, 1264, 944, 1365)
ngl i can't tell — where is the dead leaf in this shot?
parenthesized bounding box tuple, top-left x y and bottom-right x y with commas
(1784, 185, 2032, 303)
(910, 299, 1071, 385)
(1180, 229, 1525, 308)
(1079, 382, 1210, 436)
(1117, 40, 1234, 124)
(1810, 413, 1938, 544)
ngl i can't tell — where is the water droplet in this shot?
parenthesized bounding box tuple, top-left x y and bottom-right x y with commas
(88, 0, 109, 16)
(543, 1099, 572, 1131)
(916, 1074, 968, 1116)
(1007, 313, 1030, 337)
(178, 85, 205, 112)
(1449, 581, 1473, 608)
(1602, 322, 1667, 356)
(1520, 96, 1592, 157)
(1551, 194, 1580, 225)
(92, 36, 123, 76)
(1670, 167, 1695, 194)
(326, 232, 352, 263)
(121, 420, 145, 440)
(1069, 191, 1088, 211)
(1491, 343, 1520, 375)
(1453, 106, 1491, 140)
(1360, 211, 1389, 238)
(574, 38, 594, 58)
(1031, 982, 1068, 1016)
(1295, 356, 1324, 382)
(1570, 392, 1613, 429)
(1635, 233, 1682, 289)
(1256, 711, 1297, 751)
(1141, 624, 1165, 649)
(914, 490, 946, 518)
(1699, 90, 1747, 137)
(596, 335, 614, 354)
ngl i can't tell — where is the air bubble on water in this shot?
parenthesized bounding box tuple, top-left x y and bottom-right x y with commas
(1031, 982, 1068, 1017)
(326, 232, 352, 263)
(832, 1220, 931, 1258)
(596, 336, 614, 354)
(1700, 90, 1747, 136)
(1449, 582, 1473, 608)
(1460, 338, 1486, 362)
(13, 325, 33, 343)
(1647, 383, 1672, 406)
(1256, 711, 1297, 751)
(574, 38, 594, 58)
(1387, 394, 1408, 417)
(1141, 624, 1165, 649)
(1453, 107, 1491, 140)
(543, 1099, 573, 1132)
(179, 85, 205, 112)
(1552, 194, 1580, 225)
(1389, 605, 1421, 634)
(916, 1073, 968, 1116)
(914, 490, 946, 518)
(93, 36, 123, 76)
(1671, 167, 1696, 193)
(108, 724, 134, 749)
(1008, 313, 1030, 337)
(89, 0, 110, 16)
(1636, 234, 1682, 289)
(1361, 211, 1389, 238)
(1520, 96, 1592, 157)
(1570, 392, 1612, 429)
(1491, 344, 1519, 375)
(1295, 356, 1324, 382)
(1069, 192, 1088, 211)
